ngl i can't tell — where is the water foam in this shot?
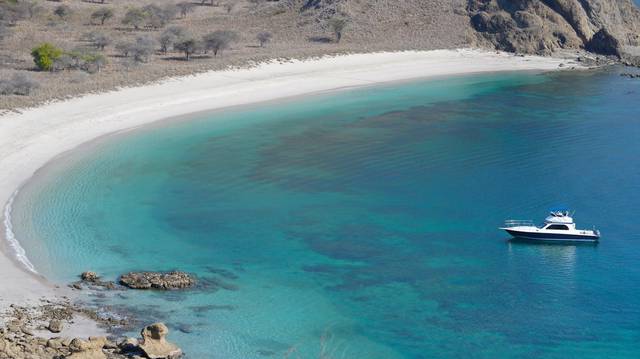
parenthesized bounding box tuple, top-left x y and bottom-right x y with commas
(3, 190, 38, 274)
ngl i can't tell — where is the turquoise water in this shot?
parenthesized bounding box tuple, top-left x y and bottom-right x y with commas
(11, 69, 640, 358)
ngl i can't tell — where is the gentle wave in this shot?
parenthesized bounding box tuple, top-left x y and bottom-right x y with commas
(3, 190, 38, 274)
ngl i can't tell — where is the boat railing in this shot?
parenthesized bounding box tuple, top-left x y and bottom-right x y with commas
(503, 219, 535, 228)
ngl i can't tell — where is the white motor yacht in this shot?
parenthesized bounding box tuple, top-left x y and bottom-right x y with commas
(501, 210, 600, 243)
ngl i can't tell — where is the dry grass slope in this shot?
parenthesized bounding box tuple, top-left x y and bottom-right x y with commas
(0, 0, 471, 110)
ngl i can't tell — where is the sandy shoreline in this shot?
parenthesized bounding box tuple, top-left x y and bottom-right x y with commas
(0, 48, 576, 315)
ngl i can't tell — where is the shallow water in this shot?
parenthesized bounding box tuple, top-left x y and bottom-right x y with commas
(11, 69, 640, 358)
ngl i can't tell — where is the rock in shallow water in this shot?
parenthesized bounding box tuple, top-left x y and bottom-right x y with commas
(119, 271, 196, 290)
(81, 271, 99, 282)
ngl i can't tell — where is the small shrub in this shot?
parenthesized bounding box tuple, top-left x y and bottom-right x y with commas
(53, 5, 72, 20)
(0, 73, 39, 96)
(53, 54, 75, 71)
(31, 43, 63, 71)
(81, 52, 107, 73)
(257, 32, 272, 47)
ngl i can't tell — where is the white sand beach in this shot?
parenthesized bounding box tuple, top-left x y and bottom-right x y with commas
(0, 49, 576, 314)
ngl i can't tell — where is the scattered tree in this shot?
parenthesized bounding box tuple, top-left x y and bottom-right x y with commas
(176, 2, 195, 18)
(328, 17, 348, 43)
(223, 3, 235, 14)
(122, 8, 146, 30)
(115, 41, 133, 57)
(159, 26, 187, 54)
(256, 31, 272, 47)
(200, 0, 215, 6)
(91, 8, 114, 25)
(0, 73, 39, 96)
(86, 31, 111, 50)
(31, 43, 63, 71)
(131, 35, 157, 62)
(202, 30, 238, 56)
(174, 37, 200, 60)
(142, 4, 177, 29)
(62, 47, 108, 73)
(53, 5, 72, 21)
(81, 53, 107, 73)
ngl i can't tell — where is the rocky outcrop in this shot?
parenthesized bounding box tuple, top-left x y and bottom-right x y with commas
(80, 271, 99, 282)
(586, 27, 621, 55)
(1, 303, 183, 359)
(119, 271, 196, 290)
(467, 0, 640, 57)
(67, 337, 108, 359)
(71, 271, 117, 290)
(138, 323, 182, 359)
(0, 319, 183, 359)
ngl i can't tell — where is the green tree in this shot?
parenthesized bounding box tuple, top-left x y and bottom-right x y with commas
(31, 43, 63, 71)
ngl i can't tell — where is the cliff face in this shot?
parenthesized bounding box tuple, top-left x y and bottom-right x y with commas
(467, 0, 640, 57)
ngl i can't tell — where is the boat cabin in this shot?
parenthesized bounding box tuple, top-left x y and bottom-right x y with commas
(542, 211, 576, 230)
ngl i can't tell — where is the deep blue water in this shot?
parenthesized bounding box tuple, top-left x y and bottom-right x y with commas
(11, 69, 640, 358)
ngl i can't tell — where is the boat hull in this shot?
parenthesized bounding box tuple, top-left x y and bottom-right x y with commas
(504, 229, 599, 243)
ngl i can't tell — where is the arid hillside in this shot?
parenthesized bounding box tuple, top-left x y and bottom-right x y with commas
(0, 0, 639, 110)
(0, 0, 470, 110)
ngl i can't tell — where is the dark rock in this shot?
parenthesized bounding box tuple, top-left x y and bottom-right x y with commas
(81, 271, 99, 282)
(467, 0, 640, 57)
(119, 271, 196, 290)
(118, 337, 140, 353)
(586, 28, 621, 57)
(71, 282, 83, 290)
(48, 319, 63, 333)
(621, 73, 640, 78)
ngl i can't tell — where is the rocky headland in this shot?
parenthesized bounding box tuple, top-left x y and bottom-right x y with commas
(467, 0, 640, 64)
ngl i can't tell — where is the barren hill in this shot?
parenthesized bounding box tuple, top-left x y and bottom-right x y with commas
(1, 0, 639, 110)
